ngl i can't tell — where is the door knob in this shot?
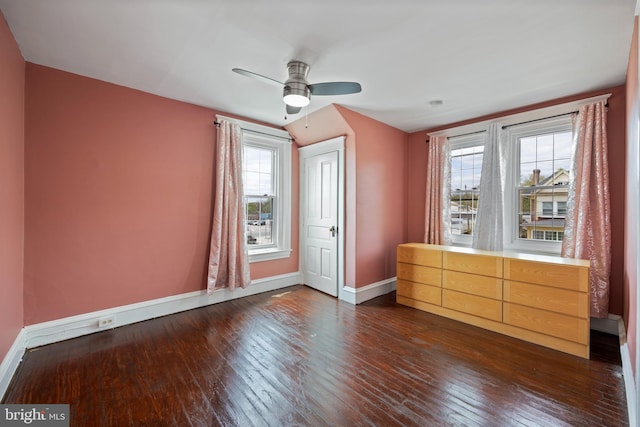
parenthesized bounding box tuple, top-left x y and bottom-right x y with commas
(329, 226, 336, 237)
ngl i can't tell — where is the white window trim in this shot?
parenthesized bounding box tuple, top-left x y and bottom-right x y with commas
(428, 93, 610, 140)
(216, 115, 292, 263)
(503, 115, 573, 255)
(430, 93, 610, 255)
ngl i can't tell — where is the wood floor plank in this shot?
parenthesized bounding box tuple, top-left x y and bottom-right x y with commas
(2, 285, 629, 426)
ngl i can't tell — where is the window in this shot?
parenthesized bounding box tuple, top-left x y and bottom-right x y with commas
(557, 201, 567, 215)
(233, 119, 291, 263)
(439, 95, 607, 254)
(443, 116, 574, 253)
(508, 115, 573, 252)
(449, 134, 485, 244)
(533, 230, 563, 242)
(243, 145, 275, 247)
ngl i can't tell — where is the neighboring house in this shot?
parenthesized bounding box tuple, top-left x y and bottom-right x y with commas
(450, 200, 478, 235)
(520, 168, 569, 242)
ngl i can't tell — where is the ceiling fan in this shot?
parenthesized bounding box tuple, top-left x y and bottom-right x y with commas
(232, 60, 362, 114)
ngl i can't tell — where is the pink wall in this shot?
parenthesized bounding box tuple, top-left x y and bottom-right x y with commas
(0, 12, 25, 363)
(285, 105, 358, 288)
(335, 106, 408, 287)
(286, 105, 408, 288)
(407, 85, 627, 316)
(625, 16, 638, 377)
(24, 64, 298, 325)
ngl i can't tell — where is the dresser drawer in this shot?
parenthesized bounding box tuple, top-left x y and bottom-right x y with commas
(442, 289, 502, 322)
(443, 251, 502, 278)
(443, 270, 502, 299)
(397, 245, 442, 268)
(504, 281, 588, 318)
(397, 263, 442, 287)
(397, 280, 442, 305)
(503, 259, 588, 292)
(503, 302, 589, 344)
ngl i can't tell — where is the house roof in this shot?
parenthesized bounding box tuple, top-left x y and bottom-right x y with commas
(0, 1, 635, 132)
(538, 169, 570, 186)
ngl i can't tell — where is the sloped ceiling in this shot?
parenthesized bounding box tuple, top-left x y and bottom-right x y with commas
(0, 0, 635, 132)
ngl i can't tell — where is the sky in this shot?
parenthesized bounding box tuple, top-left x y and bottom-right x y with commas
(450, 130, 572, 191)
(243, 145, 274, 195)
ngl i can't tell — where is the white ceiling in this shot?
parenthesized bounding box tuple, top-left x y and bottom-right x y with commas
(0, 0, 636, 133)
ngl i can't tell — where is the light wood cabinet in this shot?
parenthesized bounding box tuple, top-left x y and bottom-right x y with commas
(443, 270, 502, 299)
(396, 244, 590, 358)
(396, 245, 443, 307)
(397, 263, 441, 287)
(503, 281, 588, 318)
(443, 251, 503, 278)
(442, 290, 502, 322)
(504, 257, 587, 292)
(397, 280, 441, 306)
(397, 243, 442, 268)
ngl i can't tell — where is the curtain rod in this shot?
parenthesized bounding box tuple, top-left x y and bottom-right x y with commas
(425, 102, 609, 143)
(447, 129, 486, 140)
(213, 121, 292, 142)
(502, 101, 608, 129)
(501, 111, 577, 130)
(425, 129, 486, 143)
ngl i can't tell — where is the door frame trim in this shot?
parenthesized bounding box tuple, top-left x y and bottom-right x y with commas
(299, 136, 346, 301)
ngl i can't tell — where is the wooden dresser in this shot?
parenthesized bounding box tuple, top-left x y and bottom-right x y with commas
(396, 243, 590, 358)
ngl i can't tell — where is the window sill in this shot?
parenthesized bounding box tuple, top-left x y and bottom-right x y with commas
(506, 240, 562, 256)
(448, 239, 562, 257)
(248, 248, 292, 263)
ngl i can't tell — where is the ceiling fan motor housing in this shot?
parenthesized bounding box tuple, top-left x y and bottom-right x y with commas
(283, 61, 311, 106)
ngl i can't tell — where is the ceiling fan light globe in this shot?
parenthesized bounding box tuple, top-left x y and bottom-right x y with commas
(283, 93, 310, 107)
(283, 81, 310, 107)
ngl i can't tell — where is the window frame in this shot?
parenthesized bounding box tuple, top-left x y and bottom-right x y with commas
(503, 115, 573, 255)
(448, 133, 486, 246)
(557, 201, 567, 215)
(243, 142, 277, 251)
(216, 115, 293, 263)
(432, 93, 608, 255)
(242, 130, 292, 263)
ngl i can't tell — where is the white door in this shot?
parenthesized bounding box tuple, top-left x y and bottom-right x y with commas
(301, 148, 339, 297)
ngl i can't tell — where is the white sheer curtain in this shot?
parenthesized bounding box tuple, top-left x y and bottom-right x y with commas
(424, 135, 451, 245)
(207, 120, 251, 293)
(561, 101, 610, 318)
(473, 123, 508, 251)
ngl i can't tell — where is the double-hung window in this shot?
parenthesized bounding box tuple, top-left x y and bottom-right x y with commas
(449, 133, 485, 245)
(506, 115, 573, 253)
(444, 115, 574, 254)
(233, 119, 291, 263)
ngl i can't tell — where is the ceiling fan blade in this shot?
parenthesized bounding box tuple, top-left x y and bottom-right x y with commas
(232, 68, 284, 88)
(308, 82, 362, 96)
(286, 104, 302, 115)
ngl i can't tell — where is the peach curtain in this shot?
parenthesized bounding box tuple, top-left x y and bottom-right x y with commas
(207, 120, 251, 293)
(424, 135, 451, 245)
(561, 101, 610, 318)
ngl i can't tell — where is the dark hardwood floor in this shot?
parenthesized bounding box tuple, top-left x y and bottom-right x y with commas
(3, 285, 628, 426)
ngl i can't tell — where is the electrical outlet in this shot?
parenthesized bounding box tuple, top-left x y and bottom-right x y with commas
(98, 315, 116, 328)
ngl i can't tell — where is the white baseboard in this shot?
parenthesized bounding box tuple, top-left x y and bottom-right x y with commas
(0, 329, 27, 400)
(25, 272, 302, 349)
(342, 277, 396, 305)
(618, 317, 637, 427)
(1, 272, 301, 400)
(591, 313, 622, 335)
